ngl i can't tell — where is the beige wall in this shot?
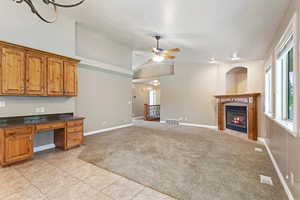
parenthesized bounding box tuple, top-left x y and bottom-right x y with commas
(264, 0, 300, 198)
(160, 62, 218, 125)
(216, 60, 265, 137)
(76, 65, 132, 132)
(0, 4, 133, 146)
(226, 68, 247, 94)
(160, 61, 264, 132)
(132, 84, 160, 117)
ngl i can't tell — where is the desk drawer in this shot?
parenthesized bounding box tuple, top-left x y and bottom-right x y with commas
(5, 126, 33, 137)
(67, 120, 83, 127)
(36, 122, 65, 131)
(67, 131, 83, 148)
(67, 126, 83, 133)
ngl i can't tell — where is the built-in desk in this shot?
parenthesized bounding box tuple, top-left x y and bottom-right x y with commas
(0, 113, 85, 166)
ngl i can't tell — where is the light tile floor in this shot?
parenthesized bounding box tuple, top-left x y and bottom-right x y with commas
(0, 146, 176, 200)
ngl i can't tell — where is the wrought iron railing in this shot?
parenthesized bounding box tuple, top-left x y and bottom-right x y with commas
(144, 104, 160, 121)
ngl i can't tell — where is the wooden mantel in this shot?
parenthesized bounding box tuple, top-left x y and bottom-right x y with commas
(214, 93, 260, 141)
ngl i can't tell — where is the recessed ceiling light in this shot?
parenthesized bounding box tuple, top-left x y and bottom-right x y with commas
(209, 58, 217, 63)
(231, 53, 241, 61)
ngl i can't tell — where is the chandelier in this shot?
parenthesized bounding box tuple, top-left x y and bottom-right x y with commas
(13, 0, 85, 23)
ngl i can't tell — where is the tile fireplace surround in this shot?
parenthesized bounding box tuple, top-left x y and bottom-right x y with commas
(214, 93, 260, 141)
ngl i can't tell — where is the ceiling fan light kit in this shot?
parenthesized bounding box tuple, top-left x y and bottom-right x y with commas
(149, 35, 181, 63)
(152, 55, 165, 62)
(13, 0, 85, 23)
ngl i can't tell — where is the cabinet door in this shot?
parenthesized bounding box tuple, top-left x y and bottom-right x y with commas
(25, 52, 46, 95)
(1, 47, 25, 95)
(0, 129, 4, 165)
(64, 61, 77, 96)
(5, 133, 33, 164)
(47, 57, 64, 96)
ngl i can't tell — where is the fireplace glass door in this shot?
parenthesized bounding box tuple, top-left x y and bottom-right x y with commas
(225, 106, 247, 133)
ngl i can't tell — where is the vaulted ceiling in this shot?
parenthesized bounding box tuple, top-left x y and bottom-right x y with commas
(62, 0, 290, 63)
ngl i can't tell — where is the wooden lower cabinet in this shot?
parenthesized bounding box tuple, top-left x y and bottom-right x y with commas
(1, 126, 33, 165)
(0, 119, 84, 166)
(66, 120, 84, 149)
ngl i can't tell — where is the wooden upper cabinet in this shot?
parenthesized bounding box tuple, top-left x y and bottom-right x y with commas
(64, 61, 77, 96)
(47, 57, 64, 96)
(0, 41, 79, 97)
(1, 46, 25, 95)
(25, 52, 46, 96)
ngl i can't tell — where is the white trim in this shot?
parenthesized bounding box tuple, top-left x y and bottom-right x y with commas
(179, 122, 217, 130)
(262, 138, 294, 200)
(34, 144, 55, 153)
(77, 56, 133, 75)
(257, 137, 266, 144)
(84, 123, 133, 136)
(133, 116, 144, 120)
(160, 121, 217, 129)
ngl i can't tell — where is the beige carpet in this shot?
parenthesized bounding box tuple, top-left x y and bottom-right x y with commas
(79, 122, 287, 200)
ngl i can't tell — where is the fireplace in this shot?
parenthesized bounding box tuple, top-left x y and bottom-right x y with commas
(214, 93, 260, 141)
(225, 106, 247, 133)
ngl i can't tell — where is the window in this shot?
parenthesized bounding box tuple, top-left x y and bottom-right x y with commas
(265, 66, 272, 115)
(149, 89, 157, 105)
(275, 29, 295, 132)
(273, 14, 297, 135)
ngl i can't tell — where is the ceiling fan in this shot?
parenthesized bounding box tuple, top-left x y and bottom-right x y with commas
(149, 36, 180, 63)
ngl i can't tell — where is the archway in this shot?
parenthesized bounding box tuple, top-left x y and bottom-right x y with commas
(226, 67, 248, 94)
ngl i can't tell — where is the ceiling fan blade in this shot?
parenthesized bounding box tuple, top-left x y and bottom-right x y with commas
(162, 48, 180, 53)
(161, 54, 176, 59)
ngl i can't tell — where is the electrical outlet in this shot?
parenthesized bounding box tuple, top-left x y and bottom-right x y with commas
(185, 116, 188, 121)
(35, 107, 41, 113)
(102, 121, 107, 126)
(0, 101, 6, 107)
(40, 107, 45, 113)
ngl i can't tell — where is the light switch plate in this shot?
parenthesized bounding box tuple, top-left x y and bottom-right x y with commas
(0, 101, 5, 108)
(35, 107, 41, 113)
(40, 107, 45, 113)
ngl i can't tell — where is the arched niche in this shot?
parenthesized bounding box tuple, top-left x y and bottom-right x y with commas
(226, 67, 248, 94)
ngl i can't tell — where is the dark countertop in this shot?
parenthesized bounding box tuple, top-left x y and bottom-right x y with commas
(0, 113, 85, 128)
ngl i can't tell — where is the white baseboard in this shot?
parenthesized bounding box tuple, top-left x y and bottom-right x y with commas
(84, 123, 133, 136)
(262, 138, 294, 200)
(179, 122, 217, 130)
(133, 116, 144, 120)
(160, 121, 217, 130)
(257, 137, 265, 144)
(34, 144, 55, 153)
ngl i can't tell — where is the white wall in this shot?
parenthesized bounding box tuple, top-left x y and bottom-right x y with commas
(0, 1, 76, 58)
(76, 23, 132, 69)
